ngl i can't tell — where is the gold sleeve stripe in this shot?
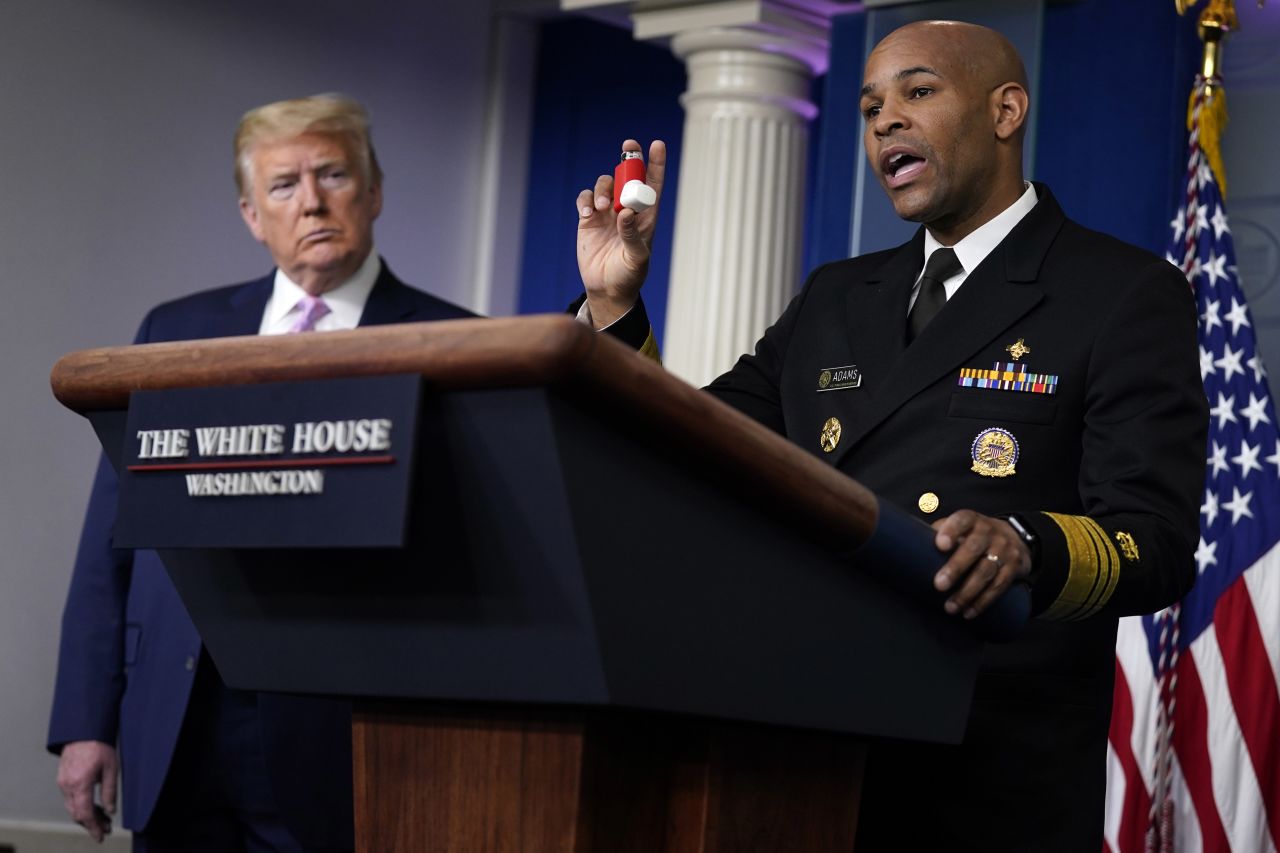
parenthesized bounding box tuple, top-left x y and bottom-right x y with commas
(1039, 513, 1122, 621)
(638, 329, 662, 364)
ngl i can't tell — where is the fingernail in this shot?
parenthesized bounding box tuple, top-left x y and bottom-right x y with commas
(944, 600, 958, 614)
(934, 573, 950, 591)
(964, 608, 977, 619)
(580, 206, 592, 218)
(596, 196, 610, 209)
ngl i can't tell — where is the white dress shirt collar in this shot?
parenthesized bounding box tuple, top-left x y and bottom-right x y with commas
(911, 183, 1039, 307)
(259, 249, 381, 335)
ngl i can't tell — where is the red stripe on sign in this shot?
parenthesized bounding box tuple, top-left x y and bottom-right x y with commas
(1214, 579, 1280, 846)
(1171, 654, 1232, 851)
(128, 455, 395, 472)
(1109, 659, 1153, 852)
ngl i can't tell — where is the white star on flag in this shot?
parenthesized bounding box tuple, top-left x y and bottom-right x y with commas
(1201, 298, 1222, 332)
(1224, 297, 1250, 336)
(1194, 535, 1217, 572)
(1209, 392, 1237, 429)
(1215, 343, 1245, 382)
(1249, 353, 1268, 383)
(1207, 439, 1230, 477)
(1203, 251, 1229, 288)
(1209, 205, 1229, 239)
(1241, 392, 1272, 431)
(1201, 488, 1220, 525)
(1232, 439, 1262, 478)
(1221, 485, 1254, 524)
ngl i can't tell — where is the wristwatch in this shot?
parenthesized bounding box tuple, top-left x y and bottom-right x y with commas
(1003, 513, 1040, 571)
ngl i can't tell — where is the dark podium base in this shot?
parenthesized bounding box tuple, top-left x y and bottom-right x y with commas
(354, 703, 865, 853)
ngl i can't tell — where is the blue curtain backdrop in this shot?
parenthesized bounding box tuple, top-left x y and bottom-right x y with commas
(807, 12, 868, 273)
(1034, 0, 1201, 256)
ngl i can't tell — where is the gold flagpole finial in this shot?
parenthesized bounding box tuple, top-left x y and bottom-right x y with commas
(1177, 0, 1263, 17)
(1175, 0, 1242, 194)
(1178, 0, 1237, 82)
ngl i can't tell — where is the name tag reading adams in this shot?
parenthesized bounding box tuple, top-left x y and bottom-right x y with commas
(116, 374, 422, 549)
(816, 365, 862, 392)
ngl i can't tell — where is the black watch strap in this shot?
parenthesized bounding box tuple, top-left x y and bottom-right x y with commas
(1003, 512, 1041, 570)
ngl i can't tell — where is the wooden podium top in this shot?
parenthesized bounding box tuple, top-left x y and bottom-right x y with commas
(51, 314, 879, 552)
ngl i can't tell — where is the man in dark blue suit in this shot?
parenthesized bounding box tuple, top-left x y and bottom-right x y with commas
(49, 94, 470, 852)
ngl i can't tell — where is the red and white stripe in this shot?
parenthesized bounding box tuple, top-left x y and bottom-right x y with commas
(1107, 544, 1280, 852)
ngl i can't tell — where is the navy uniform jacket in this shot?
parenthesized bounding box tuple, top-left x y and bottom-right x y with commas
(681, 186, 1205, 850)
(47, 263, 471, 847)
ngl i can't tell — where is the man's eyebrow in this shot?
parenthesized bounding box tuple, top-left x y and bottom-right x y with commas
(860, 66, 943, 97)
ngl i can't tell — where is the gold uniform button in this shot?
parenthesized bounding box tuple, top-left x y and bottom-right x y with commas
(819, 417, 842, 453)
(918, 492, 940, 514)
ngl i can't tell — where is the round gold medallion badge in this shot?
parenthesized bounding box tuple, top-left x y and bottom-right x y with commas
(970, 427, 1019, 477)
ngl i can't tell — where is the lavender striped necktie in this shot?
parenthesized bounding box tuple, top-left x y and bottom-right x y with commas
(288, 295, 331, 333)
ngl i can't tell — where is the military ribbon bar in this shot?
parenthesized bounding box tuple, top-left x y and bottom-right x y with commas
(958, 361, 1059, 395)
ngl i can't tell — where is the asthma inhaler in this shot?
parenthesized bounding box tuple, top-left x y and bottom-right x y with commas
(613, 150, 646, 212)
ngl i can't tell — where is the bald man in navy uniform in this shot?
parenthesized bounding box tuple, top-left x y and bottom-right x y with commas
(573, 22, 1206, 851)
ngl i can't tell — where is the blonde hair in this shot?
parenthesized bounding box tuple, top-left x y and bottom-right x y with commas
(234, 94, 383, 196)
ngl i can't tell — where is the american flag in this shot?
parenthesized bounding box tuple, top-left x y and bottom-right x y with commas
(1104, 75, 1280, 852)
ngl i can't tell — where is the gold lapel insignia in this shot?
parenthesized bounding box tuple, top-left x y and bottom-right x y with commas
(1005, 338, 1031, 360)
(820, 417, 842, 453)
(970, 427, 1019, 477)
(918, 492, 940, 513)
(1115, 531, 1140, 562)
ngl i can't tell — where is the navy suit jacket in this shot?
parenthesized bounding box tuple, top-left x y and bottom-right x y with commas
(48, 263, 471, 846)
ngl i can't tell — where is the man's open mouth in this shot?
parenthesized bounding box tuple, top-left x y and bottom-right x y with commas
(882, 150, 927, 187)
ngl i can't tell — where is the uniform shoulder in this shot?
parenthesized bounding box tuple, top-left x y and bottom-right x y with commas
(1053, 219, 1176, 275)
(813, 245, 902, 275)
(802, 244, 905, 289)
(1044, 218, 1189, 299)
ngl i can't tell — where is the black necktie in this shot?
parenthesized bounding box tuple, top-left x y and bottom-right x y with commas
(906, 248, 962, 343)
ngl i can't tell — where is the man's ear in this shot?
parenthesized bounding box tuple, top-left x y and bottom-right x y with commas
(239, 197, 265, 242)
(368, 181, 383, 220)
(992, 82, 1029, 141)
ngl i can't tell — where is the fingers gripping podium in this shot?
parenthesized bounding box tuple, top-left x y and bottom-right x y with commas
(52, 316, 1027, 853)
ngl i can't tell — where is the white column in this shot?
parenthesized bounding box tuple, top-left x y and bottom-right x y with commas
(659, 25, 825, 385)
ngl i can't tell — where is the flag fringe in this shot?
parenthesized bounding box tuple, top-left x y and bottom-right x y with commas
(1187, 82, 1229, 197)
